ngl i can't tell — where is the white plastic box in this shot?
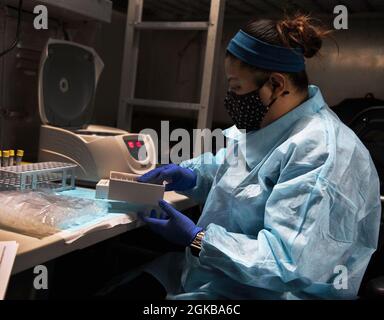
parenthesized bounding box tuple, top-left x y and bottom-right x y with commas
(106, 171, 165, 206)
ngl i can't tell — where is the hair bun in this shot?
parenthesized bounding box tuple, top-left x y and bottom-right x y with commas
(276, 14, 331, 58)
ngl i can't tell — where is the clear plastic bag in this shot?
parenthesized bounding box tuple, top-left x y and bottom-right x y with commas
(0, 190, 109, 238)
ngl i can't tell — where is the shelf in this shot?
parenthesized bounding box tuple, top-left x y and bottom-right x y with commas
(125, 98, 201, 111)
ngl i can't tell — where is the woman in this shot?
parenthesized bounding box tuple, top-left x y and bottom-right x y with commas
(135, 14, 381, 300)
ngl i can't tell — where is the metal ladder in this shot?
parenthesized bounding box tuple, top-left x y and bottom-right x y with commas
(117, 0, 226, 131)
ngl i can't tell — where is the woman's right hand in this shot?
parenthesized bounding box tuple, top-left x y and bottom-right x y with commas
(137, 164, 197, 192)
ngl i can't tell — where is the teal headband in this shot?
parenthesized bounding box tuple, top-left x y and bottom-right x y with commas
(227, 30, 306, 73)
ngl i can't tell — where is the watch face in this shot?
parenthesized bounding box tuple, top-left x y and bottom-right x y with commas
(190, 231, 204, 257)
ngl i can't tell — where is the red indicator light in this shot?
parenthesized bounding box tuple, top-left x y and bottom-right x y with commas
(136, 141, 142, 148)
(128, 141, 135, 149)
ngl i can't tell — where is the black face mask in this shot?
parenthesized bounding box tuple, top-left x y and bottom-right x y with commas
(224, 86, 277, 132)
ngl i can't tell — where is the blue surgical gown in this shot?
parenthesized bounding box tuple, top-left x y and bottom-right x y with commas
(145, 85, 381, 299)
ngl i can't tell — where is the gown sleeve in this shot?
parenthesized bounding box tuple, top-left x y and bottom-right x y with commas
(196, 140, 381, 296)
(177, 148, 227, 204)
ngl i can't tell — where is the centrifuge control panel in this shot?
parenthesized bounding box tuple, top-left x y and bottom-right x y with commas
(123, 136, 148, 161)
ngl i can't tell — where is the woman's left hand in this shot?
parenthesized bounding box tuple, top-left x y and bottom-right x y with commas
(138, 200, 202, 247)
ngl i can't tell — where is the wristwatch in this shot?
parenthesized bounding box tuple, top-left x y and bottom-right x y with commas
(190, 231, 205, 257)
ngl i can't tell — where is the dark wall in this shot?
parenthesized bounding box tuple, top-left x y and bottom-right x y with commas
(0, 5, 100, 161)
(93, 11, 384, 133)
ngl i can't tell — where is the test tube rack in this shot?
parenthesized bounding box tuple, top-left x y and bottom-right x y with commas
(0, 162, 77, 192)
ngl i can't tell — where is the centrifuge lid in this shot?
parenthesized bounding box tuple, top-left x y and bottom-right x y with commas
(38, 39, 104, 129)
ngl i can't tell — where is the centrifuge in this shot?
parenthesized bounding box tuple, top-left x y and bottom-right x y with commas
(38, 39, 156, 185)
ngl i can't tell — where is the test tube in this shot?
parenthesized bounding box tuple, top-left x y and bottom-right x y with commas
(16, 149, 24, 165)
(2, 150, 9, 167)
(9, 150, 15, 166)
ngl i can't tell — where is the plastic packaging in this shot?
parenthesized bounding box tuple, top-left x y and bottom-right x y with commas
(0, 190, 109, 238)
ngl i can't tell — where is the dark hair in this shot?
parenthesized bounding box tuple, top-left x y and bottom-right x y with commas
(227, 13, 333, 92)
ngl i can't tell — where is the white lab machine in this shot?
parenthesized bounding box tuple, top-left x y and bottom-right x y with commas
(38, 39, 156, 185)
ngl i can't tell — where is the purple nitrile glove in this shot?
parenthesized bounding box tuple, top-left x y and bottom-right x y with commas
(137, 164, 197, 192)
(138, 200, 202, 247)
